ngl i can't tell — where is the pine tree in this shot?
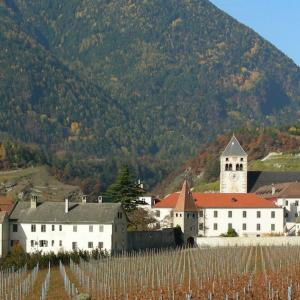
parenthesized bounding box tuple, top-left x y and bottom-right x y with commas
(105, 165, 144, 211)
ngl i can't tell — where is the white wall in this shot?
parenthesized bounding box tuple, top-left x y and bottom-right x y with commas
(197, 236, 300, 247)
(200, 208, 284, 237)
(276, 198, 300, 222)
(10, 223, 121, 253)
(0, 215, 9, 257)
(154, 208, 173, 228)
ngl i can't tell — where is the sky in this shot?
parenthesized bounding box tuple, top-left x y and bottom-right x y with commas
(210, 0, 300, 66)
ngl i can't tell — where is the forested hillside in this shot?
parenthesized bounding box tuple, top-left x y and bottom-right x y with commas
(1, 0, 300, 189)
(154, 127, 300, 196)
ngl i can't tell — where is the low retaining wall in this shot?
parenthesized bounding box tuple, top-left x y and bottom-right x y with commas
(196, 236, 300, 247)
(127, 228, 176, 251)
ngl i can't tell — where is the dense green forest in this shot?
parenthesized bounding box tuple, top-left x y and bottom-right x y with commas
(1, 0, 300, 189)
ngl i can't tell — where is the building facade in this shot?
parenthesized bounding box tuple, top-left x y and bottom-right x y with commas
(220, 135, 248, 193)
(9, 198, 127, 253)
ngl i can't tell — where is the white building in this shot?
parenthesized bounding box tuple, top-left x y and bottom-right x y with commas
(154, 185, 284, 237)
(256, 182, 300, 234)
(0, 212, 9, 257)
(9, 197, 127, 253)
(152, 135, 285, 237)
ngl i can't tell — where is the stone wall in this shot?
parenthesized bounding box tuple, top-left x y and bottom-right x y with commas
(196, 236, 300, 247)
(127, 228, 177, 251)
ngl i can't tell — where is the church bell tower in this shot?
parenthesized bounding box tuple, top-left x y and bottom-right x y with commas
(220, 135, 247, 193)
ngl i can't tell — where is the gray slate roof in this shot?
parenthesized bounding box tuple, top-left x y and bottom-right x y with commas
(248, 171, 300, 193)
(10, 201, 122, 224)
(222, 135, 247, 157)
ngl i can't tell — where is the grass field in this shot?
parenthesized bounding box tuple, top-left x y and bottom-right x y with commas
(249, 153, 300, 171)
(0, 166, 81, 202)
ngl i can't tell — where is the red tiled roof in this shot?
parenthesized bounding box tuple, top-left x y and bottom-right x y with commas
(154, 192, 279, 209)
(0, 196, 14, 213)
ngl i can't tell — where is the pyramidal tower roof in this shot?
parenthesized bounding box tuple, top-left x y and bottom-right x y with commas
(174, 180, 197, 212)
(222, 135, 247, 157)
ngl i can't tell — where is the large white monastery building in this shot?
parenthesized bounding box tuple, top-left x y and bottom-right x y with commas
(152, 135, 285, 241)
(8, 197, 127, 254)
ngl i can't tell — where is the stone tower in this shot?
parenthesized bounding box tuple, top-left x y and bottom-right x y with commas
(173, 180, 198, 243)
(220, 135, 248, 193)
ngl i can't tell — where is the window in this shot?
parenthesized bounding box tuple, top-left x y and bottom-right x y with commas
(271, 211, 275, 218)
(257, 224, 261, 231)
(155, 210, 160, 217)
(117, 212, 123, 219)
(286, 200, 288, 206)
(51, 240, 54, 246)
(225, 164, 229, 171)
(239, 164, 243, 171)
(59, 240, 62, 247)
(31, 240, 35, 247)
(228, 211, 232, 218)
(214, 211, 218, 218)
(213, 223, 218, 230)
(11, 240, 19, 247)
(73, 225, 77, 232)
(52, 225, 55, 231)
(39, 240, 48, 247)
(192, 213, 195, 218)
(243, 211, 247, 218)
(41, 225, 46, 232)
(271, 224, 275, 231)
(31, 225, 36, 232)
(72, 242, 77, 250)
(228, 223, 232, 230)
(257, 211, 261, 218)
(229, 164, 232, 171)
(180, 214, 182, 217)
(296, 201, 299, 207)
(242, 223, 247, 230)
(175, 213, 178, 217)
(187, 213, 190, 218)
(12, 224, 18, 232)
(199, 210, 203, 217)
(99, 225, 104, 232)
(240, 158, 244, 161)
(236, 164, 240, 171)
(295, 213, 298, 218)
(59, 225, 62, 231)
(88, 242, 93, 248)
(199, 223, 204, 230)
(89, 225, 93, 232)
(98, 242, 103, 249)
(226, 157, 229, 161)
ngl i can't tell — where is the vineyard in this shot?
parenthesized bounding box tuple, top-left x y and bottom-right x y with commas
(1, 246, 300, 299)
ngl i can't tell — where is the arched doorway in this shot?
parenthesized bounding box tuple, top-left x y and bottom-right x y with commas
(187, 236, 195, 247)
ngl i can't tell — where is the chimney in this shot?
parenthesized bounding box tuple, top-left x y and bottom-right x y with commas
(98, 196, 103, 203)
(271, 184, 275, 195)
(138, 179, 144, 189)
(30, 195, 37, 209)
(82, 195, 87, 204)
(65, 198, 69, 213)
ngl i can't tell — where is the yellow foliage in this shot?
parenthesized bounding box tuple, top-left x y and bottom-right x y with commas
(0, 143, 6, 160)
(171, 18, 183, 29)
(70, 122, 80, 134)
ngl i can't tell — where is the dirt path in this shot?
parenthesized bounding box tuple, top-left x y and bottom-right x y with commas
(45, 267, 71, 300)
(24, 269, 47, 300)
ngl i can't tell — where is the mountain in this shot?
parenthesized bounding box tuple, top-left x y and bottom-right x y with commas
(1, 0, 300, 189)
(154, 126, 300, 196)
